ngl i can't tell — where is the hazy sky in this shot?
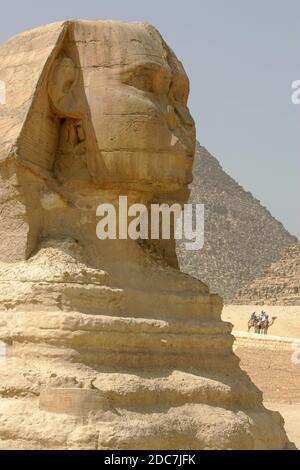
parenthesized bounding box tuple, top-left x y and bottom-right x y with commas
(0, 0, 299, 236)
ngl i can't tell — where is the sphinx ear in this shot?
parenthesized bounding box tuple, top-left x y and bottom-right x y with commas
(48, 57, 83, 119)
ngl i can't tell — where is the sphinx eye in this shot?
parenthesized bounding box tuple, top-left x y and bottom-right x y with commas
(124, 67, 154, 93)
(125, 74, 152, 92)
(152, 69, 172, 95)
(123, 65, 171, 95)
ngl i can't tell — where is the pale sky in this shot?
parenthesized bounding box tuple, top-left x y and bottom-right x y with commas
(0, 0, 299, 236)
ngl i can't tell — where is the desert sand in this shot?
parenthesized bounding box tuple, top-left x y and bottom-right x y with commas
(222, 305, 300, 449)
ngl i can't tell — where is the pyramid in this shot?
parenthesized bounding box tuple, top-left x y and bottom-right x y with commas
(234, 242, 300, 305)
(177, 144, 297, 302)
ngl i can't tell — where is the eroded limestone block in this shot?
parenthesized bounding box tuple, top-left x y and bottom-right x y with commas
(39, 388, 109, 415)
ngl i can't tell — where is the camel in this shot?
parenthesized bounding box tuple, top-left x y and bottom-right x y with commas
(258, 316, 277, 335)
(248, 316, 258, 333)
(248, 314, 277, 335)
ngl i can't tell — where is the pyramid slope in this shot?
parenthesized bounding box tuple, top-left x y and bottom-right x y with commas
(177, 144, 297, 302)
(234, 242, 300, 305)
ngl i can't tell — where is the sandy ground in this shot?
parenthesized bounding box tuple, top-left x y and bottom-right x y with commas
(235, 346, 300, 448)
(222, 304, 300, 338)
(222, 305, 300, 449)
(236, 347, 300, 403)
(265, 403, 300, 450)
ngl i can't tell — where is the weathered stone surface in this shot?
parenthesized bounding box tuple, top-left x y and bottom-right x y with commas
(0, 20, 288, 449)
(234, 242, 300, 305)
(177, 145, 296, 302)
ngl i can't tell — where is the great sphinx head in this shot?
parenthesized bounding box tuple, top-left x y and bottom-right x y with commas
(0, 20, 196, 261)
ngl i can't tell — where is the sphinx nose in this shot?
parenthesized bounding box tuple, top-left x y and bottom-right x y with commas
(165, 104, 195, 132)
(165, 105, 179, 130)
(164, 104, 195, 156)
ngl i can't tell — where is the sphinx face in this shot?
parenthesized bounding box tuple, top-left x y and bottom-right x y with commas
(71, 21, 196, 191)
(0, 20, 196, 260)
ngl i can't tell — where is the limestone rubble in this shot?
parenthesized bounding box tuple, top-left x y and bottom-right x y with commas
(234, 242, 300, 305)
(0, 20, 288, 449)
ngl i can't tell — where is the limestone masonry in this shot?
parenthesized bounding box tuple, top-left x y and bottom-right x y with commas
(0, 20, 288, 449)
(234, 242, 300, 305)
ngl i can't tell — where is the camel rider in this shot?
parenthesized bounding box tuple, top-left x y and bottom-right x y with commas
(255, 311, 261, 322)
(264, 311, 269, 321)
(250, 312, 256, 321)
(255, 311, 263, 325)
(260, 311, 268, 323)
